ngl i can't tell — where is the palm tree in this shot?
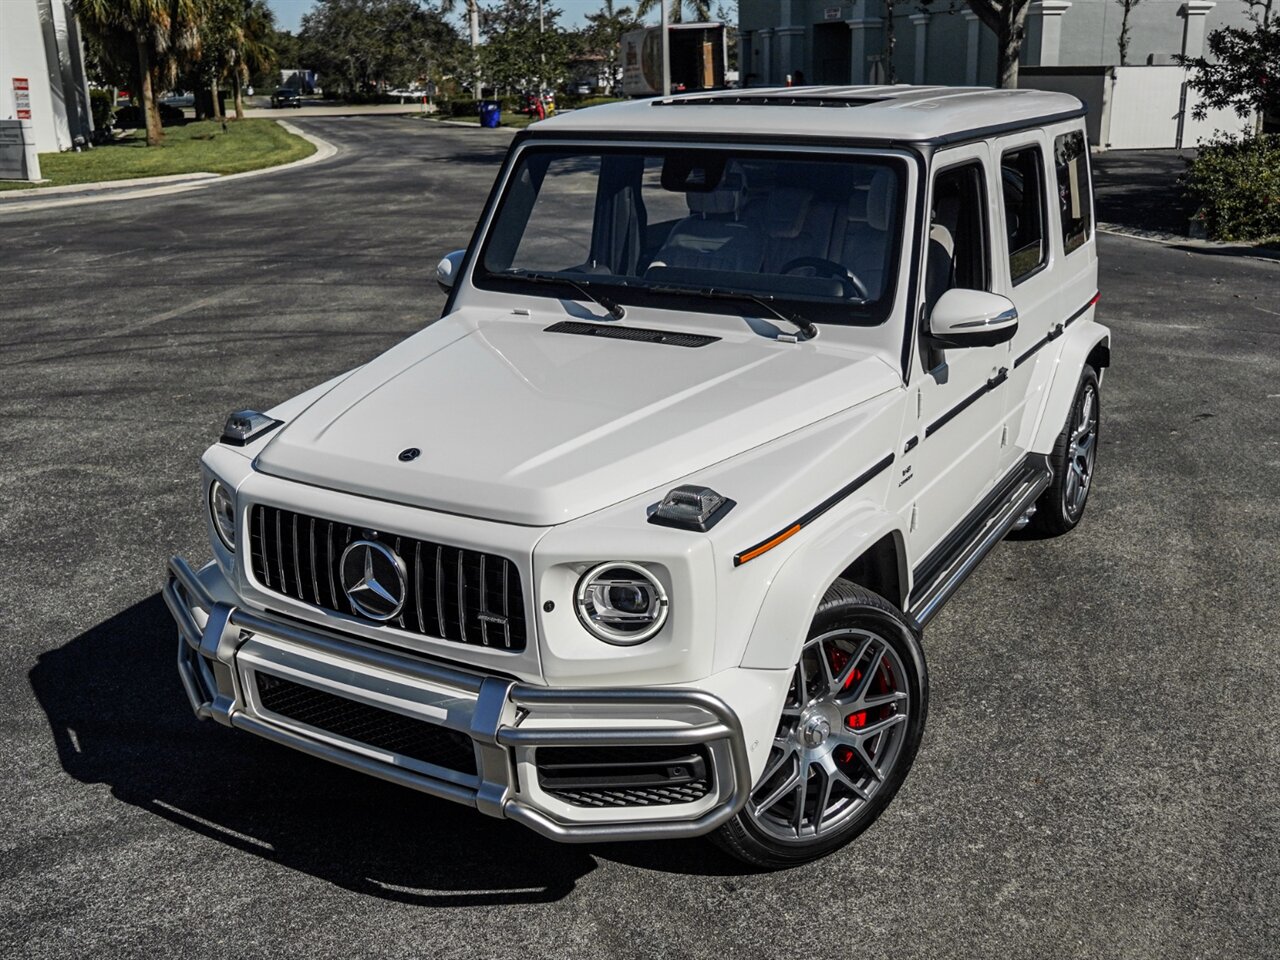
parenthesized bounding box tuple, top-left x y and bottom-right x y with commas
(439, 0, 482, 94)
(226, 0, 277, 119)
(74, 0, 168, 145)
(636, 0, 711, 23)
(74, 0, 200, 145)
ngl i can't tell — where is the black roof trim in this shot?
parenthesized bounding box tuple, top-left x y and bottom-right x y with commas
(519, 105, 1088, 150)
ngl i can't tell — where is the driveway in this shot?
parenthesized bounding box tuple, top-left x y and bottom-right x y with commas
(1, 118, 1277, 960)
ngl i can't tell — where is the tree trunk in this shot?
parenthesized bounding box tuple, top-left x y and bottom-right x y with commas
(211, 77, 224, 120)
(1118, 4, 1131, 65)
(997, 7, 1030, 89)
(135, 29, 163, 145)
(233, 72, 245, 120)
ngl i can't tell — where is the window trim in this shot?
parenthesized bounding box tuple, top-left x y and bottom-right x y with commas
(926, 157, 992, 297)
(1053, 129, 1093, 258)
(470, 140, 914, 329)
(999, 142, 1050, 287)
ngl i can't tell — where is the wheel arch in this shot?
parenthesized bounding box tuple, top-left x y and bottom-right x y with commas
(740, 506, 910, 672)
(1031, 321, 1111, 454)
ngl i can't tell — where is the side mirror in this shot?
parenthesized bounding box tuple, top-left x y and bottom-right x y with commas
(928, 289, 1019, 347)
(436, 250, 465, 292)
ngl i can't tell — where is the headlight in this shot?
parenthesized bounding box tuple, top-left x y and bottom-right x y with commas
(209, 480, 236, 551)
(574, 561, 669, 645)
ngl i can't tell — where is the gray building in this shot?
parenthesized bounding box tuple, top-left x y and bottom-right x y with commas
(738, 0, 1254, 88)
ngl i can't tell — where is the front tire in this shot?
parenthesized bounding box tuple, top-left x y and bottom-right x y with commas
(1031, 365, 1100, 536)
(714, 581, 928, 869)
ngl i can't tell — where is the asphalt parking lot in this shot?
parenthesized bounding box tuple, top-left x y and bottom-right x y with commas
(2, 118, 1277, 959)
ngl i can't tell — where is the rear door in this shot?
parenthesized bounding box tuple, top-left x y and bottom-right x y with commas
(992, 130, 1055, 474)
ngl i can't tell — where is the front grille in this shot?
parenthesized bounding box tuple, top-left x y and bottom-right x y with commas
(536, 744, 713, 808)
(248, 504, 527, 651)
(255, 672, 478, 775)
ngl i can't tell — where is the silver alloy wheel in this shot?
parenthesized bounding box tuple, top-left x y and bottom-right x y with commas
(745, 628, 911, 844)
(1064, 382, 1098, 519)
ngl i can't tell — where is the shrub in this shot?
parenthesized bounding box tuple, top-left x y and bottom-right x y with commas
(575, 96, 625, 109)
(89, 89, 115, 132)
(445, 98, 481, 118)
(1184, 133, 1280, 242)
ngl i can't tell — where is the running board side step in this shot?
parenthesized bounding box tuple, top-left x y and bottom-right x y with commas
(908, 456, 1053, 628)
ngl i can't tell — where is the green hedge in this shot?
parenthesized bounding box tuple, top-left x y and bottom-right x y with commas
(1184, 133, 1280, 242)
(89, 89, 115, 133)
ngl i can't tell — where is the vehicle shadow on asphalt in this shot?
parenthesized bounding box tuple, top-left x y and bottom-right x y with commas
(29, 594, 749, 904)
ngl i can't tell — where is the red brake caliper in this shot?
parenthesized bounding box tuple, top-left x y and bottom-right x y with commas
(827, 646, 866, 764)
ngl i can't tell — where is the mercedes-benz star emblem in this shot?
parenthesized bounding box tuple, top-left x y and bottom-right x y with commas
(339, 540, 407, 621)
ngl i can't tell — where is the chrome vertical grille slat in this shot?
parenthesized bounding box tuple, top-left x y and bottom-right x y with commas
(247, 504, 526, 651)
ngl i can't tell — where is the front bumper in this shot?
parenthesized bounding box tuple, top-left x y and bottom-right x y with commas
(163, 556, 752, 842)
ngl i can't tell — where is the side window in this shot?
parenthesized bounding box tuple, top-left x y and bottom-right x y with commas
(925, 161, 989, 314)
(1054, 131, 1092, 255)
(1000, 145, 1047, 283)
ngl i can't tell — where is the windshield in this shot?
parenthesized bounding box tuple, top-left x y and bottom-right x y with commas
(475, 145, 907, 327)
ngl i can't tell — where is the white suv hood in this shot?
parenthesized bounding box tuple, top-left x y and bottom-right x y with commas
(256, 311, 901, 526)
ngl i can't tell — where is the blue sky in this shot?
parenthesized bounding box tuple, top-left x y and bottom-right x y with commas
(266, 1, 735, 34)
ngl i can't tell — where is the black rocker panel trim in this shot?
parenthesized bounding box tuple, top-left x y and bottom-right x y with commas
(1013, 291, 1100, 368)
(734, 453, 895, 566)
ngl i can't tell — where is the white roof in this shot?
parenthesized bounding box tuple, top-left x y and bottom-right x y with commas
(537, 85, 1085, 143)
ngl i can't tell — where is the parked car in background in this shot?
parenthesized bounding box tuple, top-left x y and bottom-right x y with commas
(166, 86, 1108, 869)
(271, 87, 301, 108)
(114, 101, 185, 128)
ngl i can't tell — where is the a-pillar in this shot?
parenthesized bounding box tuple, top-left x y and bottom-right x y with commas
(846, 18, 882, 85)
(961, 10, 981, 86)
(1178, 0, 1216, 58)
(1028, 1, 1072, 66)
(909, 13, 930, 85)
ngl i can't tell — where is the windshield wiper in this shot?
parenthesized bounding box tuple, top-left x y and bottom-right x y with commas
(504, 270, 626, 321)
(642, 283, 817, 340)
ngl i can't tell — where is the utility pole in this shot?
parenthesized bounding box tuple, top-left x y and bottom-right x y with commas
(661, 0, 671, 96)
(539, 0, 545, 94)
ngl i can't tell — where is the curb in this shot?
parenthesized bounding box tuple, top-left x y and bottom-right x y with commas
(0, 120, 338, 215)
(420, 117, 519, 130)
(1098, 223, 1280, 264)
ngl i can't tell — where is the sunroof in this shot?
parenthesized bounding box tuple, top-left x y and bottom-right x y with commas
(653, 94, 878, 109)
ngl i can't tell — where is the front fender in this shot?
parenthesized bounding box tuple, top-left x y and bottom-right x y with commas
(740, 505, 908, 671)
(1031, 319, 1111, 454)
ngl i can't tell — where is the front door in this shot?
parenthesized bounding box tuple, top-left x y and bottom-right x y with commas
(899, 144, 1008, 561)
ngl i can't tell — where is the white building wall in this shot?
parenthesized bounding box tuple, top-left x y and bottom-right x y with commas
(0, 0, 92, 153)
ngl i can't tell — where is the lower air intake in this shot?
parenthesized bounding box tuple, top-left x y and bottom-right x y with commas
(536, 744, 713, 807)
(255, 672, 478, 776)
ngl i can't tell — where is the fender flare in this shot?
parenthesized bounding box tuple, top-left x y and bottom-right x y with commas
(740, 504, 909, 671)
(1031, 319, 1111, 453)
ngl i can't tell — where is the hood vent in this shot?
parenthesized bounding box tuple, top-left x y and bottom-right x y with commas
(545, 320, 719, 349)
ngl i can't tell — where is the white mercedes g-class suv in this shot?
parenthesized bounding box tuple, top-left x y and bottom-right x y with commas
(166, 86, 1108, 868)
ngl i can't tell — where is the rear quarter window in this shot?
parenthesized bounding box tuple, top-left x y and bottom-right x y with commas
(1054, 131, 1092, 256)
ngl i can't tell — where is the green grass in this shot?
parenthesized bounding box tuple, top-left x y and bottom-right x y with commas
(0, 119, 315, 191)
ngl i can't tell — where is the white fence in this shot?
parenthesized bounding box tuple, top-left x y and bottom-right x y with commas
(1020, 65, 1254, 150)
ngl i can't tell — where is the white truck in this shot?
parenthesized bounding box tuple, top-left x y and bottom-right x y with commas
(166, 86, 1109, 867)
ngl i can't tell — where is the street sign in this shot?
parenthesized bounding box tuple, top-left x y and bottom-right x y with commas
(13, 77, 32, 120)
